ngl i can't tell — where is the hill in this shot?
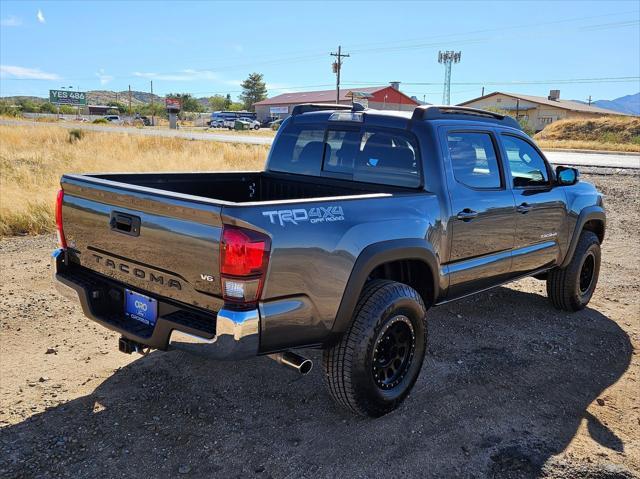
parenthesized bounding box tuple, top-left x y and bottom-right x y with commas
(534, 116, 640, 152)
(86, 90, 163, 106)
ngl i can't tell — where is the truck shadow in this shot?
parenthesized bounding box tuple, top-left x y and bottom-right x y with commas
(0, 287, 633, 478)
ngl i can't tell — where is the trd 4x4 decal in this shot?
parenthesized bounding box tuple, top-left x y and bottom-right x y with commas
(262, 206, 345, 226)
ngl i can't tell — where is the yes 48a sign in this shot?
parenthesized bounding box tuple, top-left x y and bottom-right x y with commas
(49, 89, 87, 106)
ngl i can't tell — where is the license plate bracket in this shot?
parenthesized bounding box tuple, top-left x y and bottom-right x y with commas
(124, 289, 158, 326)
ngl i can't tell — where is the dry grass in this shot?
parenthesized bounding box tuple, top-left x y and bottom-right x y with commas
(0, 124, 269, 236)
(534, 116, 640, 152)
(535, 139, 640, 152)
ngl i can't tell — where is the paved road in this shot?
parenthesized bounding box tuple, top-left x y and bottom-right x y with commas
(2, 118, 639, 168)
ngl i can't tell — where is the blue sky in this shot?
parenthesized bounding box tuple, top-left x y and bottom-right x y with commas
(1, 0, 639, 104)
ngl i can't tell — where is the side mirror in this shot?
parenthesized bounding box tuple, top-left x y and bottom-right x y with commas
(556, 166, 579, 186)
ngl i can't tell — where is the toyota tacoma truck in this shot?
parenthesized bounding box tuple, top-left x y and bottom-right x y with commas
(52, 104, 605, 417)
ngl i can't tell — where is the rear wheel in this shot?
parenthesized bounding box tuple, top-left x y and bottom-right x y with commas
(322, 280, 428, 417)
(547, 231, 601, 311)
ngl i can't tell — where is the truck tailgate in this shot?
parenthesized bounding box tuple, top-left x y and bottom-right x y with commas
(60, 175, 225, 312)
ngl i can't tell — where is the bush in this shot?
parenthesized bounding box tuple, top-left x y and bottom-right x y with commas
(68, 129, 84, 143)
(92, 118, 108, 124)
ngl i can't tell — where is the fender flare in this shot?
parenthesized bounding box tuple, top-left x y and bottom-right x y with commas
(560, 206, 605, 268)
(330, 239, 440, 335)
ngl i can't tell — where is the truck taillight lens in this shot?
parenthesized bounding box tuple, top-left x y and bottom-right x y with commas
(55, 189, 67, 248)
(220, 225, 270, 304)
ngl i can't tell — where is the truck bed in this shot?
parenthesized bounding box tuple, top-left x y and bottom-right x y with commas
(86, 171, 394, 203)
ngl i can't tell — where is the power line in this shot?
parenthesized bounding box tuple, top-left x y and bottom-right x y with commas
(344, 76, 640, 86)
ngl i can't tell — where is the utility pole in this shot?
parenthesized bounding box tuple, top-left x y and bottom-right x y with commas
(587, 95, 592, 106)
(128, 84, 132, 117)
(481, 86, 485, 96)
(150, 80, 155, 126)
(330, 45, 350, 104)
(438, 51, 462, 105)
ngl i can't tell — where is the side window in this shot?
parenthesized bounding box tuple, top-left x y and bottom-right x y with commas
(447, 132, 501, 189)
(501, 135, 550, 188)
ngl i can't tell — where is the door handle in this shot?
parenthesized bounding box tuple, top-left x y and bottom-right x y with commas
(456, 209, 478, 221)
(516, 203, 532, 214)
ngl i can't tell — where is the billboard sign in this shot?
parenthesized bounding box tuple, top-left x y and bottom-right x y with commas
(165, 98, 181, 111)
(49, 89, 87, 106)
(269, 106, 288, 114)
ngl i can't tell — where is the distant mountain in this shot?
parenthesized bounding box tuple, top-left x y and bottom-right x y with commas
(85, 90, 163, 106)
(593, 93, 639, 116)
(573, 93, 640, 115)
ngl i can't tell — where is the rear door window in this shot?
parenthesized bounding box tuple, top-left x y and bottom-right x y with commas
(447, 132, 502, 189)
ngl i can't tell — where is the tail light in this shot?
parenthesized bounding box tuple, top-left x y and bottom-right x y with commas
(55, 189, 67, 248)
(220, 225, 271, 305)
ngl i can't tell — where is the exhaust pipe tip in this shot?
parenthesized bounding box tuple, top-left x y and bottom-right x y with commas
(268, 351, 313, 375)
(297, 358, 313, 375)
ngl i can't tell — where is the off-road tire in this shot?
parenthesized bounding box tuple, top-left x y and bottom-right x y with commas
(547, 231, 601, 311)
(322, 280, 428, 417)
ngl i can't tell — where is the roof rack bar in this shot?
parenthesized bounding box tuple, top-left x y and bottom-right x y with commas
(411, 105, 521, 129)
(291, 103, 353, 116)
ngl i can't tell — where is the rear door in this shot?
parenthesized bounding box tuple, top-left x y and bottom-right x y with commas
(498, 134, 568, 274)
(441, 129, 517, 298)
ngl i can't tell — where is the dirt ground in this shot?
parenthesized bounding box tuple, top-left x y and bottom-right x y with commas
(0, 172, 638, 479)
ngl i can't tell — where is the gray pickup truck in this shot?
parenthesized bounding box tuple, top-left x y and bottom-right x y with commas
(53, 104, 605, 417)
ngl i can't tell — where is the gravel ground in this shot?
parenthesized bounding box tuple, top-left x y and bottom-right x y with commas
(0, 173, 638, 479)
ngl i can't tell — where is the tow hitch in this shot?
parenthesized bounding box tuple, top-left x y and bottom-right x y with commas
(118, 336, 148, 355)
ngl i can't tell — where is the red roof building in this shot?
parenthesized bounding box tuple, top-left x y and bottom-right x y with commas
(253, 83, 419, 121)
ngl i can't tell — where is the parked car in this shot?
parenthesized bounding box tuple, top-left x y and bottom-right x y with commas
(238, 117, 261, 130)
(52, 104, 605, 417)
(270, 118, 283, 130)
(103, 115, 123, 125)
(261, 116, 279, 127)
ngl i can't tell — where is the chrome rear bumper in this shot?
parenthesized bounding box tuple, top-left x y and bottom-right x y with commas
(51, 248, 259, 359)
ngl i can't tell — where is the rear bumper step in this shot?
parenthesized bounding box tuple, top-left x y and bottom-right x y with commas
(51, 248, 259, 359)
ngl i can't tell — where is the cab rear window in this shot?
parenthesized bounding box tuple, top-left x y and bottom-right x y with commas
(268, 123, 421, 188)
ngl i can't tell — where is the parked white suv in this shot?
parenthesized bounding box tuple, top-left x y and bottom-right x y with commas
(238, 117, 261, 130)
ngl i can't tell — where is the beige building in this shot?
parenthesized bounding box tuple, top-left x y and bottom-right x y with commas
(458, 90, 628, 132)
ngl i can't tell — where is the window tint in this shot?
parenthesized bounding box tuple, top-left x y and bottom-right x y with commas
(502, 135, 549, 187)
(447, 132, 501, 189)
(323, 128, 420, 187)
(268, 125, 325, 175)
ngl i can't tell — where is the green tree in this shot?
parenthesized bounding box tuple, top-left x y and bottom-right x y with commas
(224, 94, 232, 110)
(17, 99, 41, 113)
(239, 72, 267, 111)
(165, 93, 203, 113)
(107, 101, 127, 114)
(486, 107, 535, 136)
(39, 102, 57, 114)
(208, 94, 228, 111)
